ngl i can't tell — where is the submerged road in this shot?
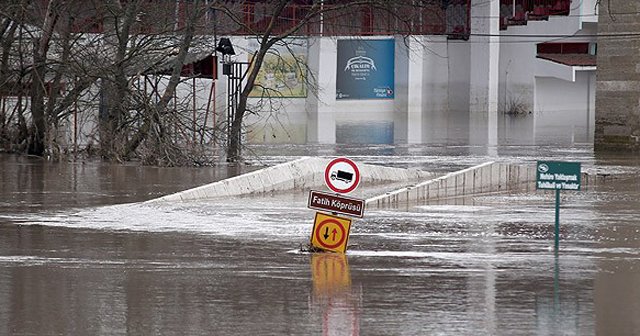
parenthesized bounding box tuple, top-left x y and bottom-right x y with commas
(0, 145, 638, 335)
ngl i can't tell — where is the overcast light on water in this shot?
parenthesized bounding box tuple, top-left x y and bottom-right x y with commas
(1, 144, 639, 335)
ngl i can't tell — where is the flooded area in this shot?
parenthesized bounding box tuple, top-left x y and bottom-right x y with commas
(1, 145, 639, 335)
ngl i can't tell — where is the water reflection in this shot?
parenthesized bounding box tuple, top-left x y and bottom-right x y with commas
(310, 253, 360, 336)
(0, 154, 252, 212)
(593, 171, 640, 335)
(534, 251, 591, 336)
(2, 147, 640, 335)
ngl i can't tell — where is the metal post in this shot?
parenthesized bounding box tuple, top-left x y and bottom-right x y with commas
(319, 0, 324, 36)
(203, 79, 213, 145)
(554, 188, 560, 250)
(1, 95, 5, 136)
(73, 99, 78, 157)
(192, 77, 196, 146)
(226, 66, 235, 150)
(554, 248, 560, 311)
(235, 63, 242, 153)
(222, 58, 250, 158)
(212, 81, 216, 146)
(226, 62, 244, 152)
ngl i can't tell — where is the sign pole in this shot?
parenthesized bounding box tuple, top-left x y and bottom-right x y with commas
(307, 157, 363, 254)
(536, 160, 581, 251)
(554, 188, 560, 250)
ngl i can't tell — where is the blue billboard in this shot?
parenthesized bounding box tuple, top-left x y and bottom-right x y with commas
(336, 39, 395, 100)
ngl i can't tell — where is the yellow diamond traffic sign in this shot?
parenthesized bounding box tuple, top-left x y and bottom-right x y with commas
(310, 212, 352, 254)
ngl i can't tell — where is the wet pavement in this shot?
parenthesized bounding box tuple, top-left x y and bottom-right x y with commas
(0, 145, 639, 335)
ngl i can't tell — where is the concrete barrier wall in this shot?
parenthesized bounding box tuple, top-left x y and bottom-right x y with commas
(366, 161, 598, 208)
(366, 162, 539, 207)
(147, 157, 436, 203)
(148, 158, 601, 205)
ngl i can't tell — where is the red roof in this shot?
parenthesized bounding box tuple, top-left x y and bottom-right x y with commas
(537, 53, 596, 67)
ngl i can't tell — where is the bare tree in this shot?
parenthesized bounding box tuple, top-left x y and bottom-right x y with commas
(0, 1, 24, 146)
(0, 0, 448, 165)
(1, 0, 104, 155)
(96, 0, 216, 165)
(212, 0, 440, 162)
(28, 0, 60, 155)
(121, 0, 202, 162)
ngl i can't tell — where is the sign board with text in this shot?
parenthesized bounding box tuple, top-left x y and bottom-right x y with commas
(536, 161, 581, 191)
(336, 39, 395, 100)
(536, 160, 582, 250)
(308, 190, 365, 218)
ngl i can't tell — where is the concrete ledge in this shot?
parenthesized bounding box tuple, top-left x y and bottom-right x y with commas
(147, 158, 604, 205)
(146, 157, 435, 203)
(366, 161, 598, 208)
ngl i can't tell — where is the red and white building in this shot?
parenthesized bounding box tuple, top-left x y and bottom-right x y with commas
(0, 0, 598, 150)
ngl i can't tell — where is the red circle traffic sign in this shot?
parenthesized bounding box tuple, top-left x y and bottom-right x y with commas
(314, 218, 347, 249)
(324, 157, 361, 194)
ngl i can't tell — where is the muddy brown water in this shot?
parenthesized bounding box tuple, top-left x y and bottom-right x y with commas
(0, 146, 639, 335)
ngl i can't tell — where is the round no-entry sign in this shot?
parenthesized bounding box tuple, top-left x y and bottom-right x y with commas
(324, 157, 360, 194)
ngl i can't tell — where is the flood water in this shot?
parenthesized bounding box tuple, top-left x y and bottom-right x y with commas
(1, 144, 639, 335)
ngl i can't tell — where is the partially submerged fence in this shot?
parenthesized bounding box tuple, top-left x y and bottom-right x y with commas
(366, 161, 597, 208)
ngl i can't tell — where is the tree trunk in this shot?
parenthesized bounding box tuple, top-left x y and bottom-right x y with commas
(0, 20, 17, 144)
(226, 46, 269, 162)
(99, 0, 141, 159)
(44, 14, 73, 156)
(122, 0, 200, 158)
(225, 1, 290, 162)
(28, 0, 58, 156)
(0, 20, 17, 89)
(29, 44, 46, 155)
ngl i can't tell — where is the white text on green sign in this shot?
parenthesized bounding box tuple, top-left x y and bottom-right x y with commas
(536, 161, 581, 191)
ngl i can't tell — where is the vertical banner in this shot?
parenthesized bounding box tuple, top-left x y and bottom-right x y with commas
(248, 38, 308, 98)
(336, 39, 395, 100)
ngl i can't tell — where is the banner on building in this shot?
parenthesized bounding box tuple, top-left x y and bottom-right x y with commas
(336, 39, 395, 100)
(248, 38, 307, 98)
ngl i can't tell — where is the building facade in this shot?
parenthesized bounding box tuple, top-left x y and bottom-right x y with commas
(0, 0, 599, 153)
(217, 0, 598, 148)
(595, 2, 640, 150)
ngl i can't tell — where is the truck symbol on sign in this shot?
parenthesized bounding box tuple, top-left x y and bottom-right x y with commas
(331, 170, 353, 183)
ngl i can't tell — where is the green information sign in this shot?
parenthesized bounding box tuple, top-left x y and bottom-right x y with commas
(536, 161, 581, 191)
(536, 160, 582, 251)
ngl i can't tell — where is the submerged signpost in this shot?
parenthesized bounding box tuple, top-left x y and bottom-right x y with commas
(536, 161, 581, 250)
(308, 157, 365, 253)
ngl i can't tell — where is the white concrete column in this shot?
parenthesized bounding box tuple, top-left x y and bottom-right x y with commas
(393, 37, 408, 143)
(406, 37, 426, 144)
(306, 37, 336, 144)
(469, 0, 500, 149)
(395, 36, 436, 144)
(393, 37, 412, 143)
(423, 36, 452, 144)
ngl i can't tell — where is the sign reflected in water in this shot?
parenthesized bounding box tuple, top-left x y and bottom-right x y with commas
(310, 253, 360, 336)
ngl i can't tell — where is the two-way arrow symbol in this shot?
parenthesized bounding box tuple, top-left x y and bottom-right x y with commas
(324, 227, 339, 241)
